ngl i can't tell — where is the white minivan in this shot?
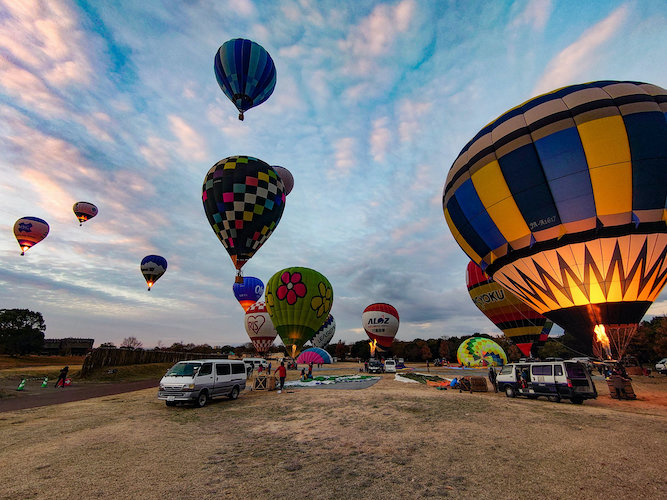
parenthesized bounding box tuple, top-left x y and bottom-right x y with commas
(496, 360, 597, 404)
(158, 359, 247, 407)
(384, 359, 397, 373)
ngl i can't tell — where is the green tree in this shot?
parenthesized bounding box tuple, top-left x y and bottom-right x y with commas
(349, 340, 370, 359)
(0, 309, 46, 355)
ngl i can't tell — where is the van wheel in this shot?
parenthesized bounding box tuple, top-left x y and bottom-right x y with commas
(570, 397, 583, 404)
(229, 386, 240, 400)
(504, 386, 516, 398)
(195, 391, 208, 408)
(547, 395, 561, 403)
(165, 401, 176, 407)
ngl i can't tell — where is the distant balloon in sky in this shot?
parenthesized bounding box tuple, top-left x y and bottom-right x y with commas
(443, 80, 667, 358)
(14, 217, 49, 255)
(457, 337, 507, 367)
(141, 255, 167, 291)
(202, 155, 286, 284)
(233, 276, 264, 312)
(272, 166, 294, 195)
(214, 38, 277, 120)
(72, 202, 98, 226)
(466, 260, 552, 357)
(362, 303, 399, 349)
(310, 314, 335, 348)
(244, 301, 277, 353)
(265, 267, 333, 358)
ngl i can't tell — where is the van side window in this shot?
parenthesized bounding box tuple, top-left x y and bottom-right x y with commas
(216, 364, 231, 375)
(231, 363, 245, 375)
(554, 365, 563, 376)
(199, 363, 212, 376)
(499, 365, 512, 375)
(532, 365, 553, 376)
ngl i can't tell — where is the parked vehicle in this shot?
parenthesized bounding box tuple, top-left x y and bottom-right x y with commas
(655, 358, 667, 375)
(570, 357, 595, 373)
(158, 359, 247, 407)
(367, 359, 384, 374)
(496, 360, 597, 404)
(243, 357, 269, 376)
(384, 359, 397, 373)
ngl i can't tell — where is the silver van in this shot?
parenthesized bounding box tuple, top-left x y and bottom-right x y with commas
(158, 359, 247, 407)
(496, 361, 597, 404)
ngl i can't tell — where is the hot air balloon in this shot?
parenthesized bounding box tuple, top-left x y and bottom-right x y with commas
(72, 202, 98, 226)
(214, 38, 277, 121)
(296, 347, 333, 365)
(266, 267, 333, 358)
(466, 260, 553, 357)
(233, 276, 264, 312)
(443, 81, 667, 359)
(14, 217, 49, 255)
(362, 303, 399, 351)
(244, 301, 277, 353)
(457, 337, 507, 367)
(141, 255, 167, 291)
(202, 156, 286, 283)
(272, 166, 294, 196)
(311, 314, 335, 348)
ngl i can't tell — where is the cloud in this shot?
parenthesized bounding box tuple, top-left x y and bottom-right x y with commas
(532, 4, 629, 95)
(370, 117, 392, 162)
(168, 115, 207, 161)
(329, 137, 358, 179)
(510, 0, 553, 31)
(398, 98, 432, 143)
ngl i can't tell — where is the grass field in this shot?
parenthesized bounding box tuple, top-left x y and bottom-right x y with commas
(0, 362, 665, 499)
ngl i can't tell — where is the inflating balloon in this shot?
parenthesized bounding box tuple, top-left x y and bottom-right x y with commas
(443, 81, 667, 358)
(14, 217, 49, 255)
(272, 166, 294, 196)
(72, 202, 98, 226)
(141, 255, 167, 291)
(214, 38, 277, 120)
(466, 260, 552, 357)
(202, 156, 286, 283)
(233, 276, 264, 312)
(297, 347, 333, 365)
(244, 301, 277, 353)
(362, 303, 399, 349)
(311, 314, 335, 348)
(457, 337, 507, 367)
(266, 267, 333, 357)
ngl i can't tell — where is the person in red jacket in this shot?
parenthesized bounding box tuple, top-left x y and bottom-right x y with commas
(275, 361, 287, 393)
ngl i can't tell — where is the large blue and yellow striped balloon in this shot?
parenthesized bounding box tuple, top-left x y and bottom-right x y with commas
(214, 38, 277, 120)
(443, 81, 667, 356)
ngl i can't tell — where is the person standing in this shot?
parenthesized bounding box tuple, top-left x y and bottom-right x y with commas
(488, 366, 498, 392)
(307, 362, 313, 379)
(55, 366, 69, 388)
(275, 361, 287, 393)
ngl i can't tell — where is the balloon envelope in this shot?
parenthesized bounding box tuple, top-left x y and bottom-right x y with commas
(362, 303, 399, 349)
(297, 347, 333, 365)
(457, 337, 507, 367)
(202, 156, 286, 276)
(214, 38, 276, 120)
(233, 276, 264, 312)
(244, 301, 277, 353)
(272, 166, 294, 195)
(141, 255, 167, 291)
(443, 81, 667, 356)
(14, 217, 49, 255)
(311, 314, 335, 348)
(266, 267, 333, 357)
(73, 202, 98, 226)
(466, 260, 552, 357)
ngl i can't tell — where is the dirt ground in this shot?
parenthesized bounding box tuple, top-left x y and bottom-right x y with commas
(0, 362, 665, 499)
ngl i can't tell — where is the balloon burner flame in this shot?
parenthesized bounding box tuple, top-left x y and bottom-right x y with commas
(369, 339, 377, 358)
(593, 325, 612, 359)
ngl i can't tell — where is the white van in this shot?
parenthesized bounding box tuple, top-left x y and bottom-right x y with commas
(384, 359, 397, 373)
(243, 357, 269, 374)
(496, 360, 597, 404)
(158, 359, 246, 407)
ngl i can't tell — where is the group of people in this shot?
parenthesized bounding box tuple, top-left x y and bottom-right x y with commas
(300, 362, 314, 381)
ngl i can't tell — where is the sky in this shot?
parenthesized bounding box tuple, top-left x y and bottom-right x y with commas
(0, 0, 666, 349)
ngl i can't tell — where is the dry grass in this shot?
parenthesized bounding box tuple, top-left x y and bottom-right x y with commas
(0, 363, 665, 499)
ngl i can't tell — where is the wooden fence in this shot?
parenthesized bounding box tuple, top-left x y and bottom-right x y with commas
(80, 348, 227, 376)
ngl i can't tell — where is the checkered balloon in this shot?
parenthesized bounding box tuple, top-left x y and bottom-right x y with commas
(202, 156, 286, 271)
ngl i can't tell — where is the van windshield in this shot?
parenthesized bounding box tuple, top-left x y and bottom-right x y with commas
(166, 362, 201, 376)
(565, 363, 587, 378)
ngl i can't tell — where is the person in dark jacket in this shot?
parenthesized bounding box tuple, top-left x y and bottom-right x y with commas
(488, 366, 498, 392)
(55, 366, 69, 388)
